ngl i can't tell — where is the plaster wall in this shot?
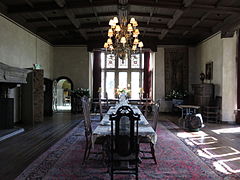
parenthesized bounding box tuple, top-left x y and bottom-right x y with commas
(0, 15, 53, 78)
(190, 33, 237, 122)
(193, 33, 223, 96)
(222, 34, 237, 122)
(53, 46, 89, 89)
(154, 47, 165, 101)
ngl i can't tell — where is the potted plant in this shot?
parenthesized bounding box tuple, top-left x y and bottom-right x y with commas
(165, 89, 188, 106)
(71, 88, 90, 113)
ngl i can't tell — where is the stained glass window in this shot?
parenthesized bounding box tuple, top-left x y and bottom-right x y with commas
(106, 54, 115, 68)
(100, 52, 145, 99)
(118, 57, 128, 68)
(131, 54, 140, 68)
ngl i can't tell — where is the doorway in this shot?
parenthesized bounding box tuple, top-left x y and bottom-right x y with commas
(54, 77, 73, 112)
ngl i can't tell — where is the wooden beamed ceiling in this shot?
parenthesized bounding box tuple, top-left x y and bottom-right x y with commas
(0, 0, 240, 50)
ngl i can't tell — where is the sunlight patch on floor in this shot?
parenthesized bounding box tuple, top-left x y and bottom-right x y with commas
(212, 127, 240, 134)
(177, 131, 208, 138)
(189, 136, 218, 145)
(213, 161, 231, 174)
(203, 146, 240, 158)
(218, 157, 240, 173)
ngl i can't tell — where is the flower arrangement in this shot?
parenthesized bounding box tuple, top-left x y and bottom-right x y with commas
(165, 89, 188, 100)
(115, 88, 131, 97)
(71, 88, 90, 98)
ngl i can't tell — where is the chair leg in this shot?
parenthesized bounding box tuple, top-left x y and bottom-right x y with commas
(150, 143, 157, 164)
(82, 140, 89, 164)
(86, 142, 92, 159)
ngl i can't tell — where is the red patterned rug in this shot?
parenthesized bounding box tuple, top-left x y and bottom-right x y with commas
(16, 120, 225, 180)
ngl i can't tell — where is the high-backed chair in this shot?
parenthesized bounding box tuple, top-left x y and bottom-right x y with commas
(98, 92, 110, 120)
(140, 100, 160, 164)
(98, 92, 103, 120)
(81, 97, 103, 164)
(109, 106, 141, 180)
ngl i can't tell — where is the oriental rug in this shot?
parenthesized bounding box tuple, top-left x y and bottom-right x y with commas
(16, 119, 225, 180)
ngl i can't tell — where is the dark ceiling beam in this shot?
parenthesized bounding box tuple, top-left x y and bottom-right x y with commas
(191, 4, 240, 14)
(142, 0, 158, 37)
(0, 1, 7, 14)
(26, 12, 117, 23)
(24, 0, 67, 38)
(159, 0, 195, 40)
(89, 0, 103, 37)
(26, 12, 172, 23)
(182, 12, 210, 36)
(53, 0, 88, 41)
(215, 0, 225, 7)
(8, 0, 240, 15)
(128, 0, 181, 10)
(36, 21, 211, 35)
(130, 0, 240, 14)
(212, 0, 240, 35)
(8, 0, 116, 14)
(130, 12, 172, 19)
(182, 16, 222, 22)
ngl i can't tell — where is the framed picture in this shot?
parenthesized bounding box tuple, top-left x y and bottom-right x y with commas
(205, 62, 213, 80)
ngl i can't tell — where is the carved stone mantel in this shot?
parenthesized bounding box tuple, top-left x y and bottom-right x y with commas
(0, 62, 29, 84)
(0, 62, 29, 98)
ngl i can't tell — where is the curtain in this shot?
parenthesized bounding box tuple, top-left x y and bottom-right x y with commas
(236, 32, 240, 124)
(93, 51, 101, 99)
(143, 52, 152, 98)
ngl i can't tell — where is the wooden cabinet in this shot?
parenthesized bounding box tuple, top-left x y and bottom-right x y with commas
(192, 84, 214, 107)
(21, 69, 44, 126)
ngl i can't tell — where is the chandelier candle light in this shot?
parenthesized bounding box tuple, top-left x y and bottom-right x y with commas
(104, 17, 144, 62)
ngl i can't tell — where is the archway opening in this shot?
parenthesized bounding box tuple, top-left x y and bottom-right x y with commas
(54, 78, 72, 112)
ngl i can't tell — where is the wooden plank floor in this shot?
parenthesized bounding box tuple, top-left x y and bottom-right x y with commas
(0, 112, 83, 180)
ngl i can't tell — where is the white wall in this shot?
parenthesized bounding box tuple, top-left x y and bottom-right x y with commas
(53, 46, 89, 89)
(154, 47, 165, 101)
(222, 34, 237, 122)
(0, 15, 53, 78)
(190, 33, 223, 96)
(190, 33, 237, 122)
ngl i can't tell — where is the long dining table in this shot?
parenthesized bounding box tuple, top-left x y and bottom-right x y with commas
(92, 103, 157, 146)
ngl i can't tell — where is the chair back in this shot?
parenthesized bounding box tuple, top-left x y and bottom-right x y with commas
(109, 106, 140, 157)
(152, 100, 160, 131)
(81, 97, 92, 136)
(98, 92, 103, 120)
(105, 92, 109, 110)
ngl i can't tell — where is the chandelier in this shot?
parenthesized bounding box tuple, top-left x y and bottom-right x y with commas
(103, 16, 144, 61)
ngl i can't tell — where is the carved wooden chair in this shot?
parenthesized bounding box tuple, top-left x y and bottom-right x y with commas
(109, 106, 141, 180)
(81, 97, 103, 164)
(98, 92, 110, 120)
(139, 99, 160, 164)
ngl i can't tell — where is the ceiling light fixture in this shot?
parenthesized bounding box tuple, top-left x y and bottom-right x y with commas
(103, 16, 144, 62)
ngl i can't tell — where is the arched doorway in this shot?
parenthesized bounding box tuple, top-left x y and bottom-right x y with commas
(54, 77, 73, 112)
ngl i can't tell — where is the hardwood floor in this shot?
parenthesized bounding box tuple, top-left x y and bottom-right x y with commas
(0, 112, 83, 180)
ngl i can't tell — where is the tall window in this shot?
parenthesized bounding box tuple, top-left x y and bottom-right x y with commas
(101, 52, 144, 99)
